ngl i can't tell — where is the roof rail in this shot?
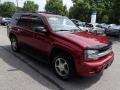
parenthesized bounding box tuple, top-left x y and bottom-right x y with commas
(16, 11, 37, 13)
(38, 11, 55, 14)
(16, 11, 59, 15)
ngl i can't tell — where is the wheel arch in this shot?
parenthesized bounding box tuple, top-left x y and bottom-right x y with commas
(49, 47, 76, 68)
(9, 33, 16, 41)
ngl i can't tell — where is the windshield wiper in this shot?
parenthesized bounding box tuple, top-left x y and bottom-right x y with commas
(55, 29, 81, 32)
(55, 30, 70, 32)
(70, 29, 82, 32)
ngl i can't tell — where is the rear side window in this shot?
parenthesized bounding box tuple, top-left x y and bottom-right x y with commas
(17, 17, 30, 28)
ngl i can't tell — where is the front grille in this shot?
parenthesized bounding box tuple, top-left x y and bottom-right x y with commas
(98, 42, 112, 53)
(96, 47, 112, 58)
(86, 41, 112, 59)
(96, 41, 112, 58)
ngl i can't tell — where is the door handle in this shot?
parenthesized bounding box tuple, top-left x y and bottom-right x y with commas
(17, 29, 22, 32)
(18, 29, 20, 31)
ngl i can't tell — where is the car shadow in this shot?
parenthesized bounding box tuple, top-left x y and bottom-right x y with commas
(0, 45, 103, 90)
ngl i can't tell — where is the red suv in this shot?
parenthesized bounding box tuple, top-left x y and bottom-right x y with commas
(7, 12, 114, 80)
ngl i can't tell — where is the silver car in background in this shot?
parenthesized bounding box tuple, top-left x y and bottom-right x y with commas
(0, 18, 11, 26)
(71, 19, 89, 31)
(86, 23, 105, 35)
(105, 24, 120, 37)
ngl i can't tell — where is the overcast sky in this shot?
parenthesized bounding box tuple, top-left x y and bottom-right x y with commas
(1, 0, 73, 11)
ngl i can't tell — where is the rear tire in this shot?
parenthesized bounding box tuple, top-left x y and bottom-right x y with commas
(4, 23, 8, 26)
(52, 53, 75, 80)
(10, 36, 19, 52)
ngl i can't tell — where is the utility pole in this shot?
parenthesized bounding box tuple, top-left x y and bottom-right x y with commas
(91, 0, 99, 24)
(16, 0, 18, 11)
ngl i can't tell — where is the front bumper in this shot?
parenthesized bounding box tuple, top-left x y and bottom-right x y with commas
(75, 52, 114, 77)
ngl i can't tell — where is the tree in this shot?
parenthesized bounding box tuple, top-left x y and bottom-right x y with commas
(17, 7, 23, 11)
(112, 0, 120, 24)
(69, 0, 114, 23)
(45, 0, 68, 16)
(0, 2, 17, 17)
(102, 15, 109, 23)
(23, 1, 39, 12)
(69, 0, 91, 22)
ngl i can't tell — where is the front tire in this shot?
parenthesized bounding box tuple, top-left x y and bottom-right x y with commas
(52, 53, 75, 80)
(10, 36, 19, 52)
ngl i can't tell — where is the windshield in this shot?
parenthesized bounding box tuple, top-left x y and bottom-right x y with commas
(86, 24, 93, 27)
(46, 16, 79, 31)
(75, 21, 84, 27)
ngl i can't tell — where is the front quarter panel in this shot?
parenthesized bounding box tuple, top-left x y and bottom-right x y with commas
(50, 33, 85, 62)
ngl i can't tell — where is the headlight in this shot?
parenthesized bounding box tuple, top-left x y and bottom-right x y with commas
(86, 50, 98, 54)
(85, 50, 99, 60)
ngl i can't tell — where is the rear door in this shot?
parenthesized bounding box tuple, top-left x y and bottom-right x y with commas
(16, 15, 34, 47)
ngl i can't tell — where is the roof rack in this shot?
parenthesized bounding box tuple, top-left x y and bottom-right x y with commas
(38, 11, 55, 14)
(16, 11, 59, 15)
(16, 11, 37, 13)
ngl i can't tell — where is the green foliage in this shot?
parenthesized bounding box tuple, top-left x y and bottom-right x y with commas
(69, 0, 91, 22)
(0, 0, 119, 24)
(17, 7, 23, 11)
(45, 0, 68, 16)
(69, 0, 120, 24)
(112, 0, 120, 24)
(102, 15, 109, 23)
(23, 1, 39, 12)
(0, 2, 17, 17)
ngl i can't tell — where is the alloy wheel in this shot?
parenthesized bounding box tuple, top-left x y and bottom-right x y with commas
(55, 57, 69, 77)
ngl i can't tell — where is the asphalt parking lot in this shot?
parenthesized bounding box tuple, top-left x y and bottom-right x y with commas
(0, 26, 120, 90)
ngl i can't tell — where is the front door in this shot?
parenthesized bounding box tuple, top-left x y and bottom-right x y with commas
(29, 16, 51, 56)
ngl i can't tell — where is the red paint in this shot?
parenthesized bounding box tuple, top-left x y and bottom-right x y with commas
(8, 13, 114, 77)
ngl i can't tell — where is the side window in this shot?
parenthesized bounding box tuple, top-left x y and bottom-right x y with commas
(31, 18, 44, 28)
(17, 18, 29, 28)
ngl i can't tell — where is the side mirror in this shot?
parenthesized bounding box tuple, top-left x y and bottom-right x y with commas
(34, 26, 46, 33)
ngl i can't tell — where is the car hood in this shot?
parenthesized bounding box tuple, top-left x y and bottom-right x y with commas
(56, 31, 109, 48)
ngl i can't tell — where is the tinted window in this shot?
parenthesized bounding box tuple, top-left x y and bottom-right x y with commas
(86, 24, 93, 27)
(17, 18, 29, 28)
(96, 25, 102, 28)
(31, 17, 44, 28)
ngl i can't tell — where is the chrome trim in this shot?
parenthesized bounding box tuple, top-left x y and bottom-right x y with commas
(97, 48, 112, 58)
(88, 48, 112, 60)
(86, 41, 112, 50)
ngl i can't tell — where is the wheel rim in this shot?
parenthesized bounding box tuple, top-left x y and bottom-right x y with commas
(11, 38, 17, 50)
(55, 57, 69, 77)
